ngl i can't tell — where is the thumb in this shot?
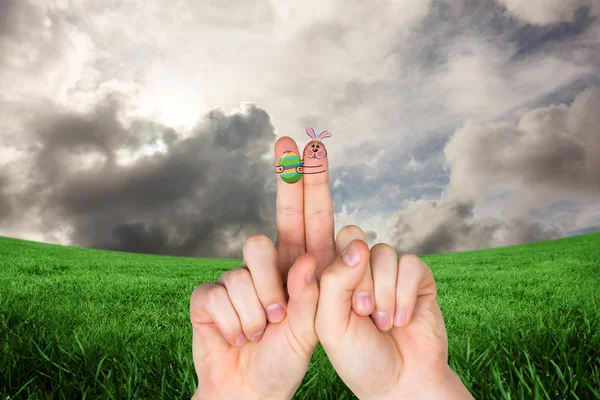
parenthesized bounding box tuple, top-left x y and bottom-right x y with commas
(285, 253, 320, 351)
(315, 239, 371, 343)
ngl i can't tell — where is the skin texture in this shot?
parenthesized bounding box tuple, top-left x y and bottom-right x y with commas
(316, 229, 474, 400)
(190, 135, 336, 400)
(190, 134, 473, 399)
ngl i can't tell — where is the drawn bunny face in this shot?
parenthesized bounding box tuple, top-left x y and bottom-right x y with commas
(303, 128, 331, 160)
(304, 139, 327, 159)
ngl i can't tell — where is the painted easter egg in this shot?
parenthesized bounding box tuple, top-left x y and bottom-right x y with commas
(278, 150, 302, 183)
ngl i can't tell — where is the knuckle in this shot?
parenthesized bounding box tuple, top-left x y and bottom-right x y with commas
(247, 319, 267, 336)
(205, 285, 227, 308)
(223, 268, 251, 287)
(304, 208, 333, 220)
(190, 283, 203, 303)
(256, 316, 268, 332)
(400, 253, 423, 271)
(189, 284, 205, 315)
(276, 205, 303, 216)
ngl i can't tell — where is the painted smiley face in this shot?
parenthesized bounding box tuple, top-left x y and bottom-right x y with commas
(303, 140, 327, 160)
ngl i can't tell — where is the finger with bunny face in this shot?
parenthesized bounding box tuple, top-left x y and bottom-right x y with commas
(275, 128, 332, 183)
(303, 128, 331, 161)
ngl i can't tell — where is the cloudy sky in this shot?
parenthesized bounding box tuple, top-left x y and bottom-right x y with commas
(1, 0, 599, 258)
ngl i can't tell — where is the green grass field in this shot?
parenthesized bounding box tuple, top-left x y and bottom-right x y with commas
(1, 233, 599, 399)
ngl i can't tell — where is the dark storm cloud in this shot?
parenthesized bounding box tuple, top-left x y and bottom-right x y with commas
(388, 198, 562, 255)
(8, 93, 277, 258)
(32, 93, 179, 183)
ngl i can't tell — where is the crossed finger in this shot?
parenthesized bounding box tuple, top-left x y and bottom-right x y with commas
(274, 129, 336, 279)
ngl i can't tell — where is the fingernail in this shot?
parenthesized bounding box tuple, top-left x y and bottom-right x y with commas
(266, 303, 285, 323)
(373, 311, 391, 330)
(235, 335, 247, 346)
(250, 330, 264, 342)
(306, 269, 316, 284)
(342, 244, 360, 267)
(394, 309, 406, 327)
(355, 292, 373, 312)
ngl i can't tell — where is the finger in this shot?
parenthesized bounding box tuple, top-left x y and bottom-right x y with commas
(302, 129, 335, 276)
(315, 239, 371, 344)
(190, 283, 247, 348)
(243, 234, 288, 324)
(369, 243, 398, 332)
(191, 284, 229, 364)
(335, 225, 375, 317)
(275, 136, 305, 249)
(216, 268, 267, 342)
(393, 254, 437, 328)
(285, 253, 320, 354)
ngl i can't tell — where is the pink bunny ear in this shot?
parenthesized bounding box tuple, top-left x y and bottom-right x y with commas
(306, 127, 316, 139)
(318, 130, 332, 140)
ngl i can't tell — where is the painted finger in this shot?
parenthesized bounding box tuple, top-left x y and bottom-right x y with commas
(243, 234, 288, 324)
(275, 136, 305, 250)
(190, 282, 246, 347)
(369, 243, 398, 332)
(216, 268, 267, 342)
(335, 225, 375, 317)
(303, 127, 336, 276)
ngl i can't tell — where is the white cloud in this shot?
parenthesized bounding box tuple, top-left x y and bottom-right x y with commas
(444, 87, 600, 204)
(0, 3, 101, 105)
(428, 35, 592, 121)
(387, 86, 600, 254)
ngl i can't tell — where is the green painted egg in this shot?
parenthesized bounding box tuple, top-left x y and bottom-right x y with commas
(278, 150, 302, 183)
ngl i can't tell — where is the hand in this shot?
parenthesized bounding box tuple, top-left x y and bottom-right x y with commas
(189, 136, 337, 400)
(315, 226, 473, 400)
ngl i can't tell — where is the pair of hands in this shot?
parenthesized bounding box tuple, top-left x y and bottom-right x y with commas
(190, 136, 473, 400)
